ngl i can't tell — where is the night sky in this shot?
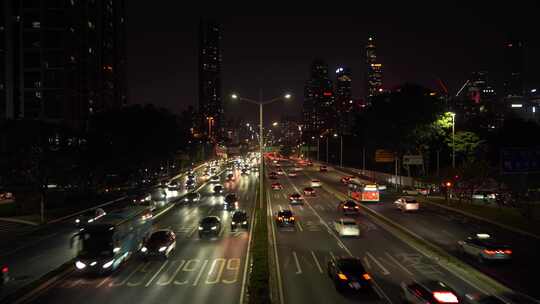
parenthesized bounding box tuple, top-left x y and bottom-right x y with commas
(125, 4, 540, 124)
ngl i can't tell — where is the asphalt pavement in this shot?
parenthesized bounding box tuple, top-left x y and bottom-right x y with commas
(19, 166, 258, 304)
(0, 166, 208, 301)
(267, 160, 510, 304)
(302, 163, 540, 300)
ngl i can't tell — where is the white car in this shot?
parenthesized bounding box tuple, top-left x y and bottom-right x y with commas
(402, 187, 420, 195)
(334, 218, 360, 237)
(377, 184, 387, 191)
(287, 172, 297, 177)
(311, 180, 322, 188)
(457, 234, 512, 262)
(394, 197, 420, 212)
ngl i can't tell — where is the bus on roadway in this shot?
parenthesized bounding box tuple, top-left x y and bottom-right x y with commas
(348, 182, 380, 202)
(71, 206, 153, 274)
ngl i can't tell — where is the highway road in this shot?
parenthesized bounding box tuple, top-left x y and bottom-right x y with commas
(267, 160, 499, 304)
(302, 163, 540, 300)
(0, 164, 239, 303)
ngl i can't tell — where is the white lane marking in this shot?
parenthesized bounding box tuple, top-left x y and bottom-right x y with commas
(239, 188, 257, 304)
(157, 260, 186, 286)
(192, 259, 209, 286)
(311, 251, 323, 273)
(292, 251, 302, 274)
(268, 189, 285, 304)
(186, 226, 197, 239)
(296, 221, 304, 232)
(366, 251, 390, 275)
(329, 251, 336, 260)
(363, 257, 372, 269)
(385, 252, 413, 276)
(145, 260, 169, 287)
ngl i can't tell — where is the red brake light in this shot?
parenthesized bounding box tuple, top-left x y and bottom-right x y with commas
(483, 249, 496, 255)
(362, 273, 371, 280)
(432, 291, 459, 303)
(504, 250, 512, 255)
(2, 266, 8, 273)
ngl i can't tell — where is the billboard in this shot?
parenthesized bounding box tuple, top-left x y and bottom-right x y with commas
(375, 149, 394, 162)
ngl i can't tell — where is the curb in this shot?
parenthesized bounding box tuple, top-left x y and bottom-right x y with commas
(419, 198, 540, 240)
(0, 218, 39, 226)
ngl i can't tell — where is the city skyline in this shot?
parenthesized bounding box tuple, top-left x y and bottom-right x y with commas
(126, 10, 540, 124)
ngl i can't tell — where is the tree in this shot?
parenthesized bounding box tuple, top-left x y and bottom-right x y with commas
(448, 131, 484, 163)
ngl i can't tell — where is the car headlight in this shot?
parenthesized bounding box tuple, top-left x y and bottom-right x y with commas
(194, 198, 199, 201)
(102, 260, 114, 269)
(75, 261, 86, 269)
(75, 219, 80, 224)
(159, 246, 167, 252)
(231, 221, 236, 225)
(141, 246, 148, 253)
(198, 226, 203, 230)
(242, 221, 247, 225)
(184, 198, 188, 201)
(211, 226, 217, 230)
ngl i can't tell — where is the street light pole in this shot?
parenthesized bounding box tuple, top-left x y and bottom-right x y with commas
(451, 113, 456, 168)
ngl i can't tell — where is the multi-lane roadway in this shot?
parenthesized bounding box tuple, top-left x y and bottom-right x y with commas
(267, 159, 538, 303)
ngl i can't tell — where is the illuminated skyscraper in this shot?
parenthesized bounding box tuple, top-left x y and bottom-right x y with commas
(303, 59, 335, 137)
(198, 18, 223, 139)
(366, 36, 383, 99)
(335, 67, 354, 134)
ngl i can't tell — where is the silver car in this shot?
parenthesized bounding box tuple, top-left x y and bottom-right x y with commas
(334, 218, 360, 237)
(394, 197, 420, 212)
(458, 234, 512, 262)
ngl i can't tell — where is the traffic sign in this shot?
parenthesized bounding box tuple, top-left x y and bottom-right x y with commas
(375, 149, 394, 162)
(501, 148, 540, 173)
(403, 155, 423, 165)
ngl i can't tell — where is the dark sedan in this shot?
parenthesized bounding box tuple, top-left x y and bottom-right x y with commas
(327, 257, 372, 293)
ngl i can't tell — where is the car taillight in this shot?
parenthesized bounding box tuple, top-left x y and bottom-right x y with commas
(337, 273, 348, 280)
(362, 273, 371, 280)
(2, 266, 8, 273)
(343, 206, 349, 209)
(432, 291, 459, 303)
(278, 217, 283, 220)
(504, 250, 512, 255)
(290, 217, 295, 220)
(355, 206, 359, 209)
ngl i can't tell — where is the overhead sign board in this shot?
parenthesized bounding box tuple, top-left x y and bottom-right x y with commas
(501, 148, 540, 174)
(375, 149, 394, 162)
(403, 155, 423, 165)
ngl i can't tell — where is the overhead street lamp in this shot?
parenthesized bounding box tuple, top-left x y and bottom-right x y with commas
(231, 91, 292, 207)
(450, 112, 456, 169)
(272, 122, 279, 127)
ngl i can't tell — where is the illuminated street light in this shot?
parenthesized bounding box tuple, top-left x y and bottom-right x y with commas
(284, 93, 292, 99)
(272, 122, 278, 127)
(231, 93, 238, 99)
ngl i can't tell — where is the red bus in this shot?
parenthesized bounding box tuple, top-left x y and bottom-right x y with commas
(348, 182, 380, 202)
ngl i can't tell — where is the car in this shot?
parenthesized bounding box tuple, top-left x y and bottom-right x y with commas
(276, 169, 285, 176)
(311, 180, 322, 188)
(472, 190, 497, 202)
(457, 234, 512, 263)
(251, 166, 259, 172)
(275, 210, 295, 227)
(338, 200, 360, 215)
(241, 168, 250, 175)
(293, 167, 303, 172)
(185, 180, 196, 190)
(377, 184, 387, 191)
(133, 194, 157, 211)
(334, 218, 360, 237)
(402, 187, 420, 195)
(306, 160, 313, 166)
(287, 172, 297, 177)
(319, 165, 328, 172)
(226, 173, 235, 181)
(417, 187, 430, 195)
(187, 174, 196, 180)
(401, 280, 461, 304)
(182, 192, 201, 203)
(168, 180, 181, 190)
(340, 176, 352, 184)
(271, 182, 283, 190)
(464, 294, 506, 304)
(327, 257, 371, 292)
(395, 197, 420, 212)
(224, 193, 239, 209)
(289, 193, 304, 204)
(303, 187, 316, 196)
(151, 188, 168, 201)
(198, 216, 221, 237)
(231, 210, 249, 230)
(269, 172, 278, 179)
(141, 229, 176, 259)
(213, 184, 224, 195)
(75, 208, 106, 227)
(210, 175, 220, 183)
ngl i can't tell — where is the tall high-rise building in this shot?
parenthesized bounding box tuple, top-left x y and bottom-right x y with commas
(503, 40, 524, 97)
(335, 67, 354, 134)
(1, 0, 127, 128)
(198, 18, 223, 139)
(468, 71, 496, 103)
(365, 36, 383, 99)
(303, 59, 335, 137)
